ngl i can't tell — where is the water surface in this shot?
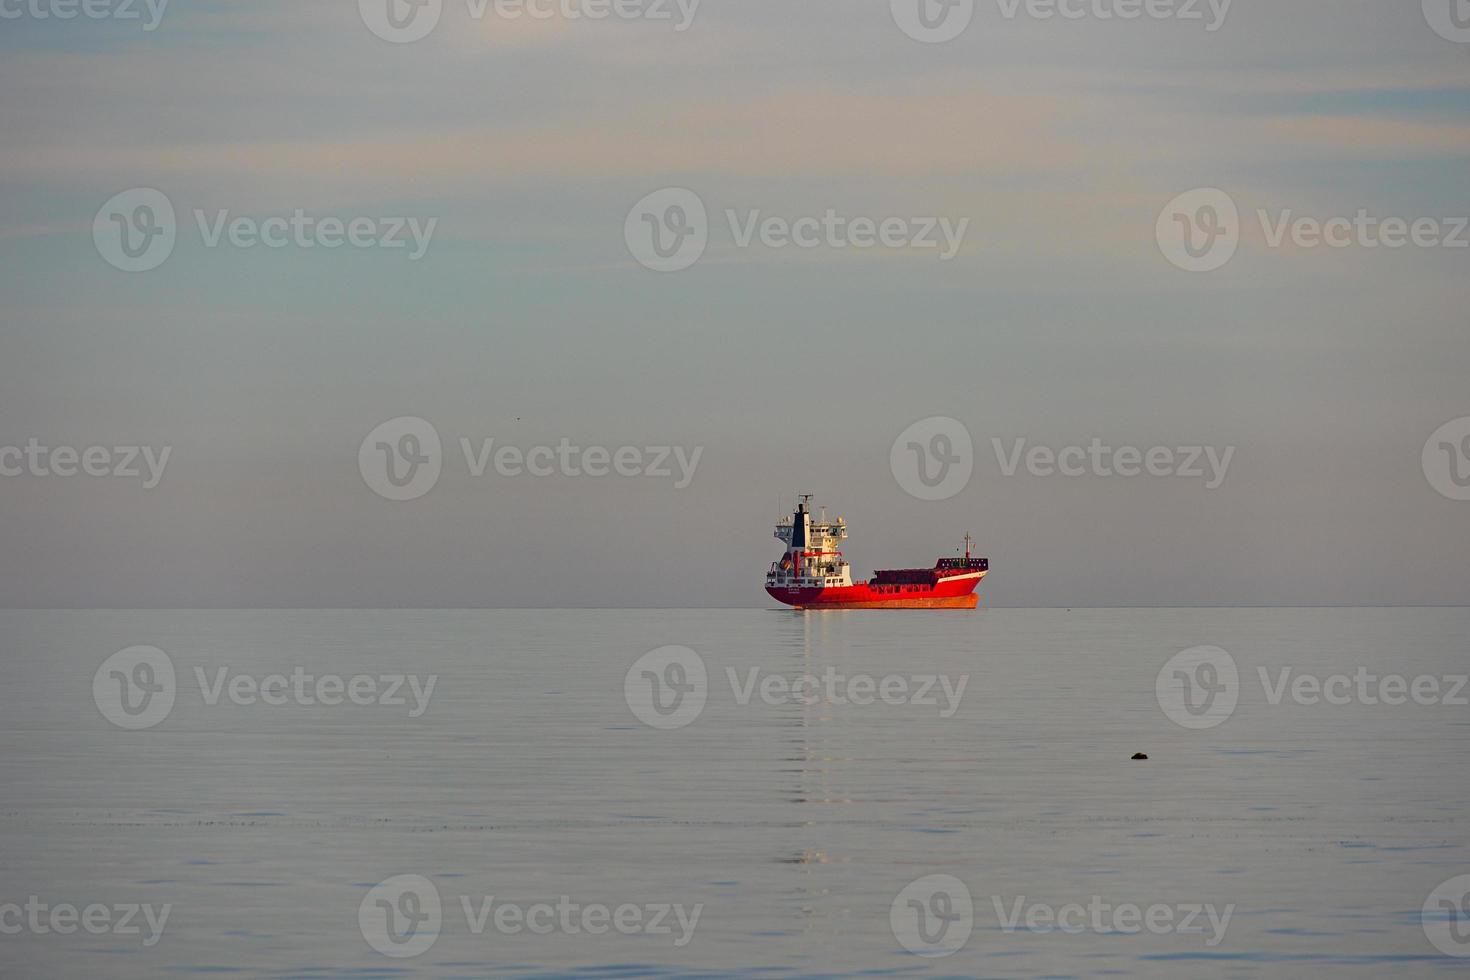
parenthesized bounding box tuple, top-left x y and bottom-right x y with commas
(1, 608, 1466, 977)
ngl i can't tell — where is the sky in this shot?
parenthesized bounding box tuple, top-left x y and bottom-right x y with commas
(0, 0, 1467, 607)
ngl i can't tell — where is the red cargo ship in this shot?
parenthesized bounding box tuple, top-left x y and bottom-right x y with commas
(765, 495, 988, 609)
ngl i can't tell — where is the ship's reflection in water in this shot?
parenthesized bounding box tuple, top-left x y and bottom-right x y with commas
(775, 610, 860, 948)
(6, 609, 1463, 977)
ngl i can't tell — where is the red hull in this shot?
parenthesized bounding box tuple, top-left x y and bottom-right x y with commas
(767, 571, 985, 609)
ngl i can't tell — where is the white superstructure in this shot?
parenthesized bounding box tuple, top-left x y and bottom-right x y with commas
(767, 495, 853, 589)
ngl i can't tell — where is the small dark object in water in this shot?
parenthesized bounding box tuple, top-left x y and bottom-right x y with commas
(1131, 752, 1148, 760)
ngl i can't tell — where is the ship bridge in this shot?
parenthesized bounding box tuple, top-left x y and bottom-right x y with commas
(768, 495, 853, 589)
(774, 512, 847, 550)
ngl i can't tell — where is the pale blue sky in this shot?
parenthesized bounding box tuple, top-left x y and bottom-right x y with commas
(1, 0, 1467, 606)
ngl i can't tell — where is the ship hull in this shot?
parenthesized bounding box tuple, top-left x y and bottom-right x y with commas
(767, 572, 985, 610)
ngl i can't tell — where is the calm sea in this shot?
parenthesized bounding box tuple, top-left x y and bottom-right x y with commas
(0, 608, 1467, 978)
